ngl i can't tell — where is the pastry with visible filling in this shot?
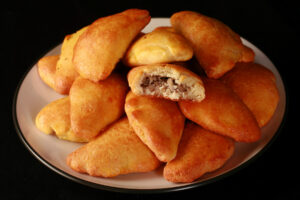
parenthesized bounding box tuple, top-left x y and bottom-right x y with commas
(221, 62, 279, 127)
(179, 78, 261, 142)
(171, 11, 254, 79)
(163, 122, 235, 183)
(66, 117, 161, 177)
(35, 97, 89, 142)
(127, 64, 205, 102)
(125, 91, 185, 162)
(123, 26, 193, 67)
(70, 74, 128, 141)
(73, 9, 151, 82)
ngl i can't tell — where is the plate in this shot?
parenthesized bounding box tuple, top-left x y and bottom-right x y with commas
(13, 18, 286, 193)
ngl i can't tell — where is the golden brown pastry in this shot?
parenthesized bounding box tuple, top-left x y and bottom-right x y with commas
(66, 117, 161, 177)
(35, 97, 89, 142)
(221, 62, 279, 127)
(127, 64, 205, 102)
(125, 91, 185, 162)
(69, 74, 128, 141)
(163, 122, 235, 183)
(179, 78, 261, 142)
(123, 26, 193, 67)
(37, 55, 59, 90)
(170, 11, 254, 79)
(55, 26, 88, 94)
(73, 9, 151, 82)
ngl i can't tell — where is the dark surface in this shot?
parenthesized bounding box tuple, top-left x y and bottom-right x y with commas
(3, 0, 299, 199)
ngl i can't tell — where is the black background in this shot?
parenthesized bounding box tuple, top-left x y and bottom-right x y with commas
(3, 0, 299, 199)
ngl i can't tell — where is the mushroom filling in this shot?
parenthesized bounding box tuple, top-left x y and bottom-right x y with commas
(140, 75, 188, 94)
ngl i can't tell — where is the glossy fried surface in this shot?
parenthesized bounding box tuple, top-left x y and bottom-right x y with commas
(179, 78, 261, 142)
(66, 118, 161, 177)
(69, 74, 128, 141)
(125, 91, 185, 162)
(35, 97, 89, 142)
(221, 62, 279, 127)
(55, 26, 87, 94)
(37, 55, 59, 90)
(164, 122, 234, 183)
(123, 26, 193, 67)
(171, 11, 254, 79)
(73, 9, 151, 82)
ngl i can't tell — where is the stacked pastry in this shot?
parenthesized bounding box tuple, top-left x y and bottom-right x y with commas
(35, 9, 279, 183)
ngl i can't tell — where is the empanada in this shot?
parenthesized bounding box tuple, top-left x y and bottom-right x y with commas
(179, 78, 261, 142)
(55, 26, 88, 94)
(171, 11, 254, 79)
(127, 64, 205, 102)
(221, 62, 279, 127)
(37, 55, 59, 90)
(66, 117, 161, 177)
(73, 9, 151, 82)
(35, 97, 89, 142)
(163, 122, 235, 183)
(125, 91, 185, 162)
(70, 74, 128, 140)
(123, 26, 193, 67)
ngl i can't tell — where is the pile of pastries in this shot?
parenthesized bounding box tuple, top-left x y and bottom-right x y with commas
(35, 9, 279, 183)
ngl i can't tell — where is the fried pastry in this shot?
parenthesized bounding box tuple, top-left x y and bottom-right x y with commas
(170, 11, 254, 79)
(35, 97, 89, 142)
(125, 91, 185, 162)
(179, 78, 261, 142)
(127, 64, 205, 102)
(163, 122, 234, 183)
(55, 26, 88, 94)
(66, 117, 161, 177)
(73, 9, 151, 82)
(221, 62, 279, 127)
(123, 26, 193, 67)
(37, 55, 59, 90)
(70, 74, 128, 140)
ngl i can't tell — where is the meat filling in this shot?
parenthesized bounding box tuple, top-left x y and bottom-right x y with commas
(141, 75, 188, 94)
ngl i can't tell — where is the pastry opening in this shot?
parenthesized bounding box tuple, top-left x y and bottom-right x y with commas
(140, 75, 190, 98)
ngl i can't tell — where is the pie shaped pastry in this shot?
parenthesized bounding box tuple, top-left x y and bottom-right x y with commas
(123, 26, 193, 67)
(66, 117, 161, 177)
(55, 26, 88, 94)
(73, 9, 151, 82)
(37, 55, 59, 90)
(127, 64, 205, 102)
(221, 62, 279, 127)
(179, 78, 261, 142)
(70, 74, 128, 141)
(163, 122, 235, 183)
(170, 11, 254, 79)
(125, 91, 185, 162)
(35, 97, 89, 142)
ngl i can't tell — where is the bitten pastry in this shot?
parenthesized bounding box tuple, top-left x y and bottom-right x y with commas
(171, 11, 254, 79)
(125, 91, 185, 162)
(66, 117, 161, 177)
(70, 74, 128, 141)
(127, 64, 205, 102)
(55, 26, 88, 94)
(37, 55, 59, 90)
(123, 26, 193, 67)
(163, 122, 235, 183)
(73, 9, 151, 82)
(179, 78, 261, 142)
(221, 62, 279, 127)
(35, 97, 89, 142)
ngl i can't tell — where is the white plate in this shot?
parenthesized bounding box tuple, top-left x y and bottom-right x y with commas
(13, 18, 286, 193)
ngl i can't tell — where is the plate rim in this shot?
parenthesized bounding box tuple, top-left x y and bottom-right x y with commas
(12, 18, 288, 194)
